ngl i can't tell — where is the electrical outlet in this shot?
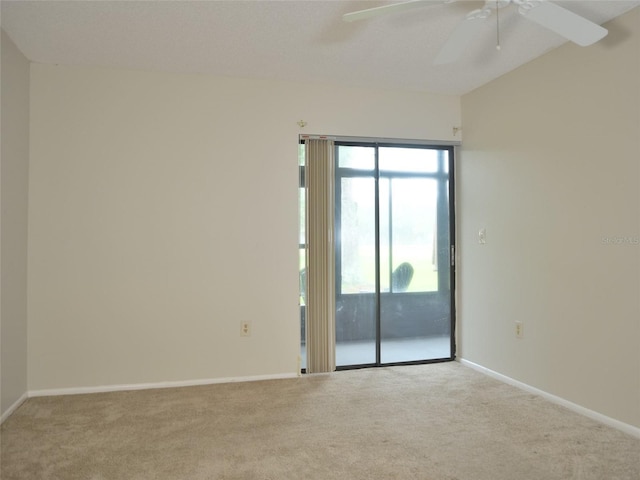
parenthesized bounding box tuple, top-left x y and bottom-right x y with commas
(515, 321, 523, 339)
(240, 321, 251, 337)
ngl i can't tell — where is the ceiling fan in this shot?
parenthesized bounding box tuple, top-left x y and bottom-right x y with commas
(343, 0, 608, 64)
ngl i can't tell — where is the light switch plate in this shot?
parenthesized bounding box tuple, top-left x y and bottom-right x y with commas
(478, 228, 487, 244)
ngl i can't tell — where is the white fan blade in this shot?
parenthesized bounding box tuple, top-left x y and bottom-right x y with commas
(434, 9, 491, 65)
(518, 1, 607, 47)
(343, 0, 446, 23)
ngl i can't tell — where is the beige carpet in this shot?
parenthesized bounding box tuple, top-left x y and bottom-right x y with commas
(1, 362, 639, 480)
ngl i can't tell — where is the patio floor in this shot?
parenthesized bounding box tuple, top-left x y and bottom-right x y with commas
(301, 335, 452, 370)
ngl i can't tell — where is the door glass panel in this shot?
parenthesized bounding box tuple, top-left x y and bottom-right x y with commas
(340, 177, 376, 294)
(336, 176, 376, 366)
(378, 147, 439, 173)
(379, 148, 452, 364)
(389, 178, 438, 293)
(379, 178, 390, 294)
(338, 146, 375, 170)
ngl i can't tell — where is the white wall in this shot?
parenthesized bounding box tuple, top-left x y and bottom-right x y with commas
(458, 9, 640, 428)
(1, 29, 30, 418)
(28, 64, 460, 391)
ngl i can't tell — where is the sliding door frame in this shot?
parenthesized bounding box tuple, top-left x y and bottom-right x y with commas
(333, 140, 457, 369)
(299, 137, 457, 372)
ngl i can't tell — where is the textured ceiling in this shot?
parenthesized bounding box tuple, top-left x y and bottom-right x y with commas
(1, 0, 639, 95)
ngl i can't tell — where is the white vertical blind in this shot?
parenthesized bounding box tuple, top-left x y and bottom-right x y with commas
(304, 139, 336, 373)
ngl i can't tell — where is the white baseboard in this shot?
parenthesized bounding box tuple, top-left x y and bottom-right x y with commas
(1, 392, 28, 425)
(459, 358, 640, 439)
(28, 372, 299, 398)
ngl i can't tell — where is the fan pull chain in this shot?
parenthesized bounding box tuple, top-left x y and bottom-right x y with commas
(496, 0, 501, 51)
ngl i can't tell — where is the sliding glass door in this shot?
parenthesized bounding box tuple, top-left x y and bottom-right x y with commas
(335, 143, 455, 368)
(299, 140, 455, 371)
